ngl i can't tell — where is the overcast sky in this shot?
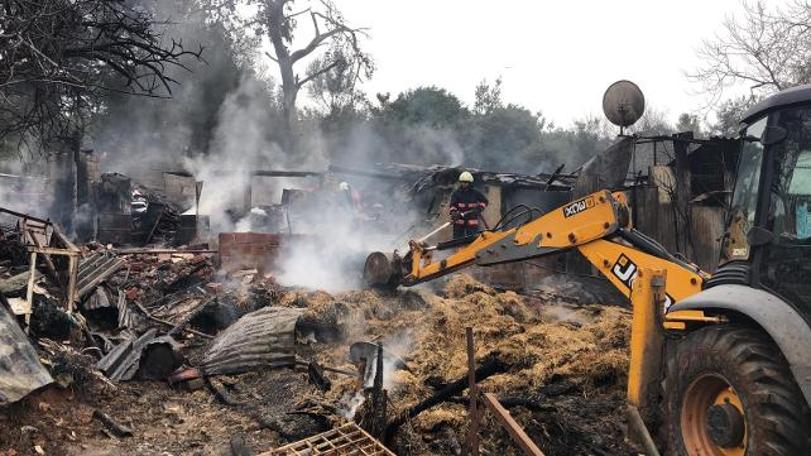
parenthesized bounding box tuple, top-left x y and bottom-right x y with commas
(327, 0, 777, 128)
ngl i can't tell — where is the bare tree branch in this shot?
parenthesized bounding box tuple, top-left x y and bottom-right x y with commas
(0, 0, 203, 150)
(690, 0, 811, 101)
(296, 59, 340, 88)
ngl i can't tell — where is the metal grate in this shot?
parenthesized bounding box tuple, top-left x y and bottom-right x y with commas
(262, 423, 395, 456)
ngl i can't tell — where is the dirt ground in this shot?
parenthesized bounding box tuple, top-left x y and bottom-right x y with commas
(1, 274, 637, 456)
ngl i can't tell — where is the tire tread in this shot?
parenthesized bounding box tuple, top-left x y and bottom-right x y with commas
(661, 325, 810, 456)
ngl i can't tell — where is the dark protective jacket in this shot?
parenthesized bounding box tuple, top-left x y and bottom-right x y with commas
(449, 187, 488, 229)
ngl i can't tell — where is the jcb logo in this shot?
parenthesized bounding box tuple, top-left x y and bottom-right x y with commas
(563, 197, 595, 218)
(611, 254, 674, 309)
(612, 254, 637, 288)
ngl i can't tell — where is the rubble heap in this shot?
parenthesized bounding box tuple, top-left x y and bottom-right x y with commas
(1, 208, 634, 455)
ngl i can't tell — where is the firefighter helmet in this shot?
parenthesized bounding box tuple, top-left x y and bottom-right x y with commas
(458, 171, 474, 183)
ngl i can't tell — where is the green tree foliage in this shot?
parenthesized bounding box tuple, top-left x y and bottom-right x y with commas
(710, 96, 753, 137)
(473, 77, 503, 115)
(383, 87, 468, 128)
(464, 104, 545, 171)
(538, 117, 614, 171)
(350, 78, 613, 173)
(629, 107, 675, 136)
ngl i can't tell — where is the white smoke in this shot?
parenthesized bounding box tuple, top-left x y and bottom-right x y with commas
(183, 76, 308, 234)
(341, 331, 413, 419)
(272, 205, 389, 292)
(0, 158, 51, 218)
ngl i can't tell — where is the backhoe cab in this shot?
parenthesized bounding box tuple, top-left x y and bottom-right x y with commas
(363, 85, 811, 455)
(663, 86, 811, 455)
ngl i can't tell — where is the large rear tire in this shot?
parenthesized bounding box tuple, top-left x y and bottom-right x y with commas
(662, 324, 810, 456)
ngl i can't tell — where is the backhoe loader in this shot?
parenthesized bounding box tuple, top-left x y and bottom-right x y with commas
(364, 85, 811, 455)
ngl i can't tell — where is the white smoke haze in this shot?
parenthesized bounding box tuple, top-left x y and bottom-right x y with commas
(77, 0, 472, 295)
(0, 156, 51, 218)
(333, 120, 466, 169)
(186, 76, 273, 232)
(407, 125, 465, 167)
(378, 331, 412, 391)
(340, 390, 366, 418)
(0, 176, 50, 218)
(272, 199, 408, 292)
(183, 75, 325, 234)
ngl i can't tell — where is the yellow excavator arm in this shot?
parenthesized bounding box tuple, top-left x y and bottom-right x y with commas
(364, 189, 709, 308)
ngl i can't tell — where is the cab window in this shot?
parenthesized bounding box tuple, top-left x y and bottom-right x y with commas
(770, 109, 811, 242)
(723, 116, 766, 261)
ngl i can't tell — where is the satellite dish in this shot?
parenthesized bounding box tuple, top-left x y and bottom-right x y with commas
(602, 80, 645, 128)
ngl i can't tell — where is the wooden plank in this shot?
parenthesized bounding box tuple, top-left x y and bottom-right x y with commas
(51, 224, 79, 252)
(30, 246, 80, 257)
(116, 249, 217, 255)
(0, 206, 50, 225)
(481, 184, 501, 230)
(466, 327, 480, 456)
(689, 206, 725, 273)
(24, 251, 37, 328)
(481, 393, 545, 456)
(28, 233, 58, 283)
(66, 255, 78, 313)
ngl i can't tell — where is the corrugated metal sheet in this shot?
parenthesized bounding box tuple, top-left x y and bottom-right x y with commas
(96, 329, 180, 381)
(116, 290, 137, 329)
(76, 251, 126, 299)
(84, 286, 111, 310)
(0, 303, 53, 404)
(200, 306, 303, 376)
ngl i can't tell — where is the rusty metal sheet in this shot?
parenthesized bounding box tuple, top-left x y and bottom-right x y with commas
(0, 302, 53, 404)
(200, 306, 303, 376)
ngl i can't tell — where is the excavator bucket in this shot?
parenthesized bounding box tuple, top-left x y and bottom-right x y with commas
(363, 251, 403, 289)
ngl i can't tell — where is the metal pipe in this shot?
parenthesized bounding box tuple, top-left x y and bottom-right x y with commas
(417, 221, 451, 244)
(627, 405, 661, 456)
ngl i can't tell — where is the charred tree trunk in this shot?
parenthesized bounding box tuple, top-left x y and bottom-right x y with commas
(265, 0, 297, 153)
(261, 0, 371, 155)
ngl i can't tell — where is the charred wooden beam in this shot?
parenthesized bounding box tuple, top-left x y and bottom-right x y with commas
(93, 409, 134, 438)
(385, 354, 510, 437)
(481, 393, 545, 456)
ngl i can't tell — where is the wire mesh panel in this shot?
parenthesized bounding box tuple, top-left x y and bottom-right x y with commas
(263, 423, 395, 456)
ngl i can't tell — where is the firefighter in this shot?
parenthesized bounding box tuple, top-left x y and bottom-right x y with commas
(449, 171, 488, 239)
(339, 181, 359, 212)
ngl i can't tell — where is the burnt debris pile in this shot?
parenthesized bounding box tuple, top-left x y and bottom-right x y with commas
(0, 202, 635, 454)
